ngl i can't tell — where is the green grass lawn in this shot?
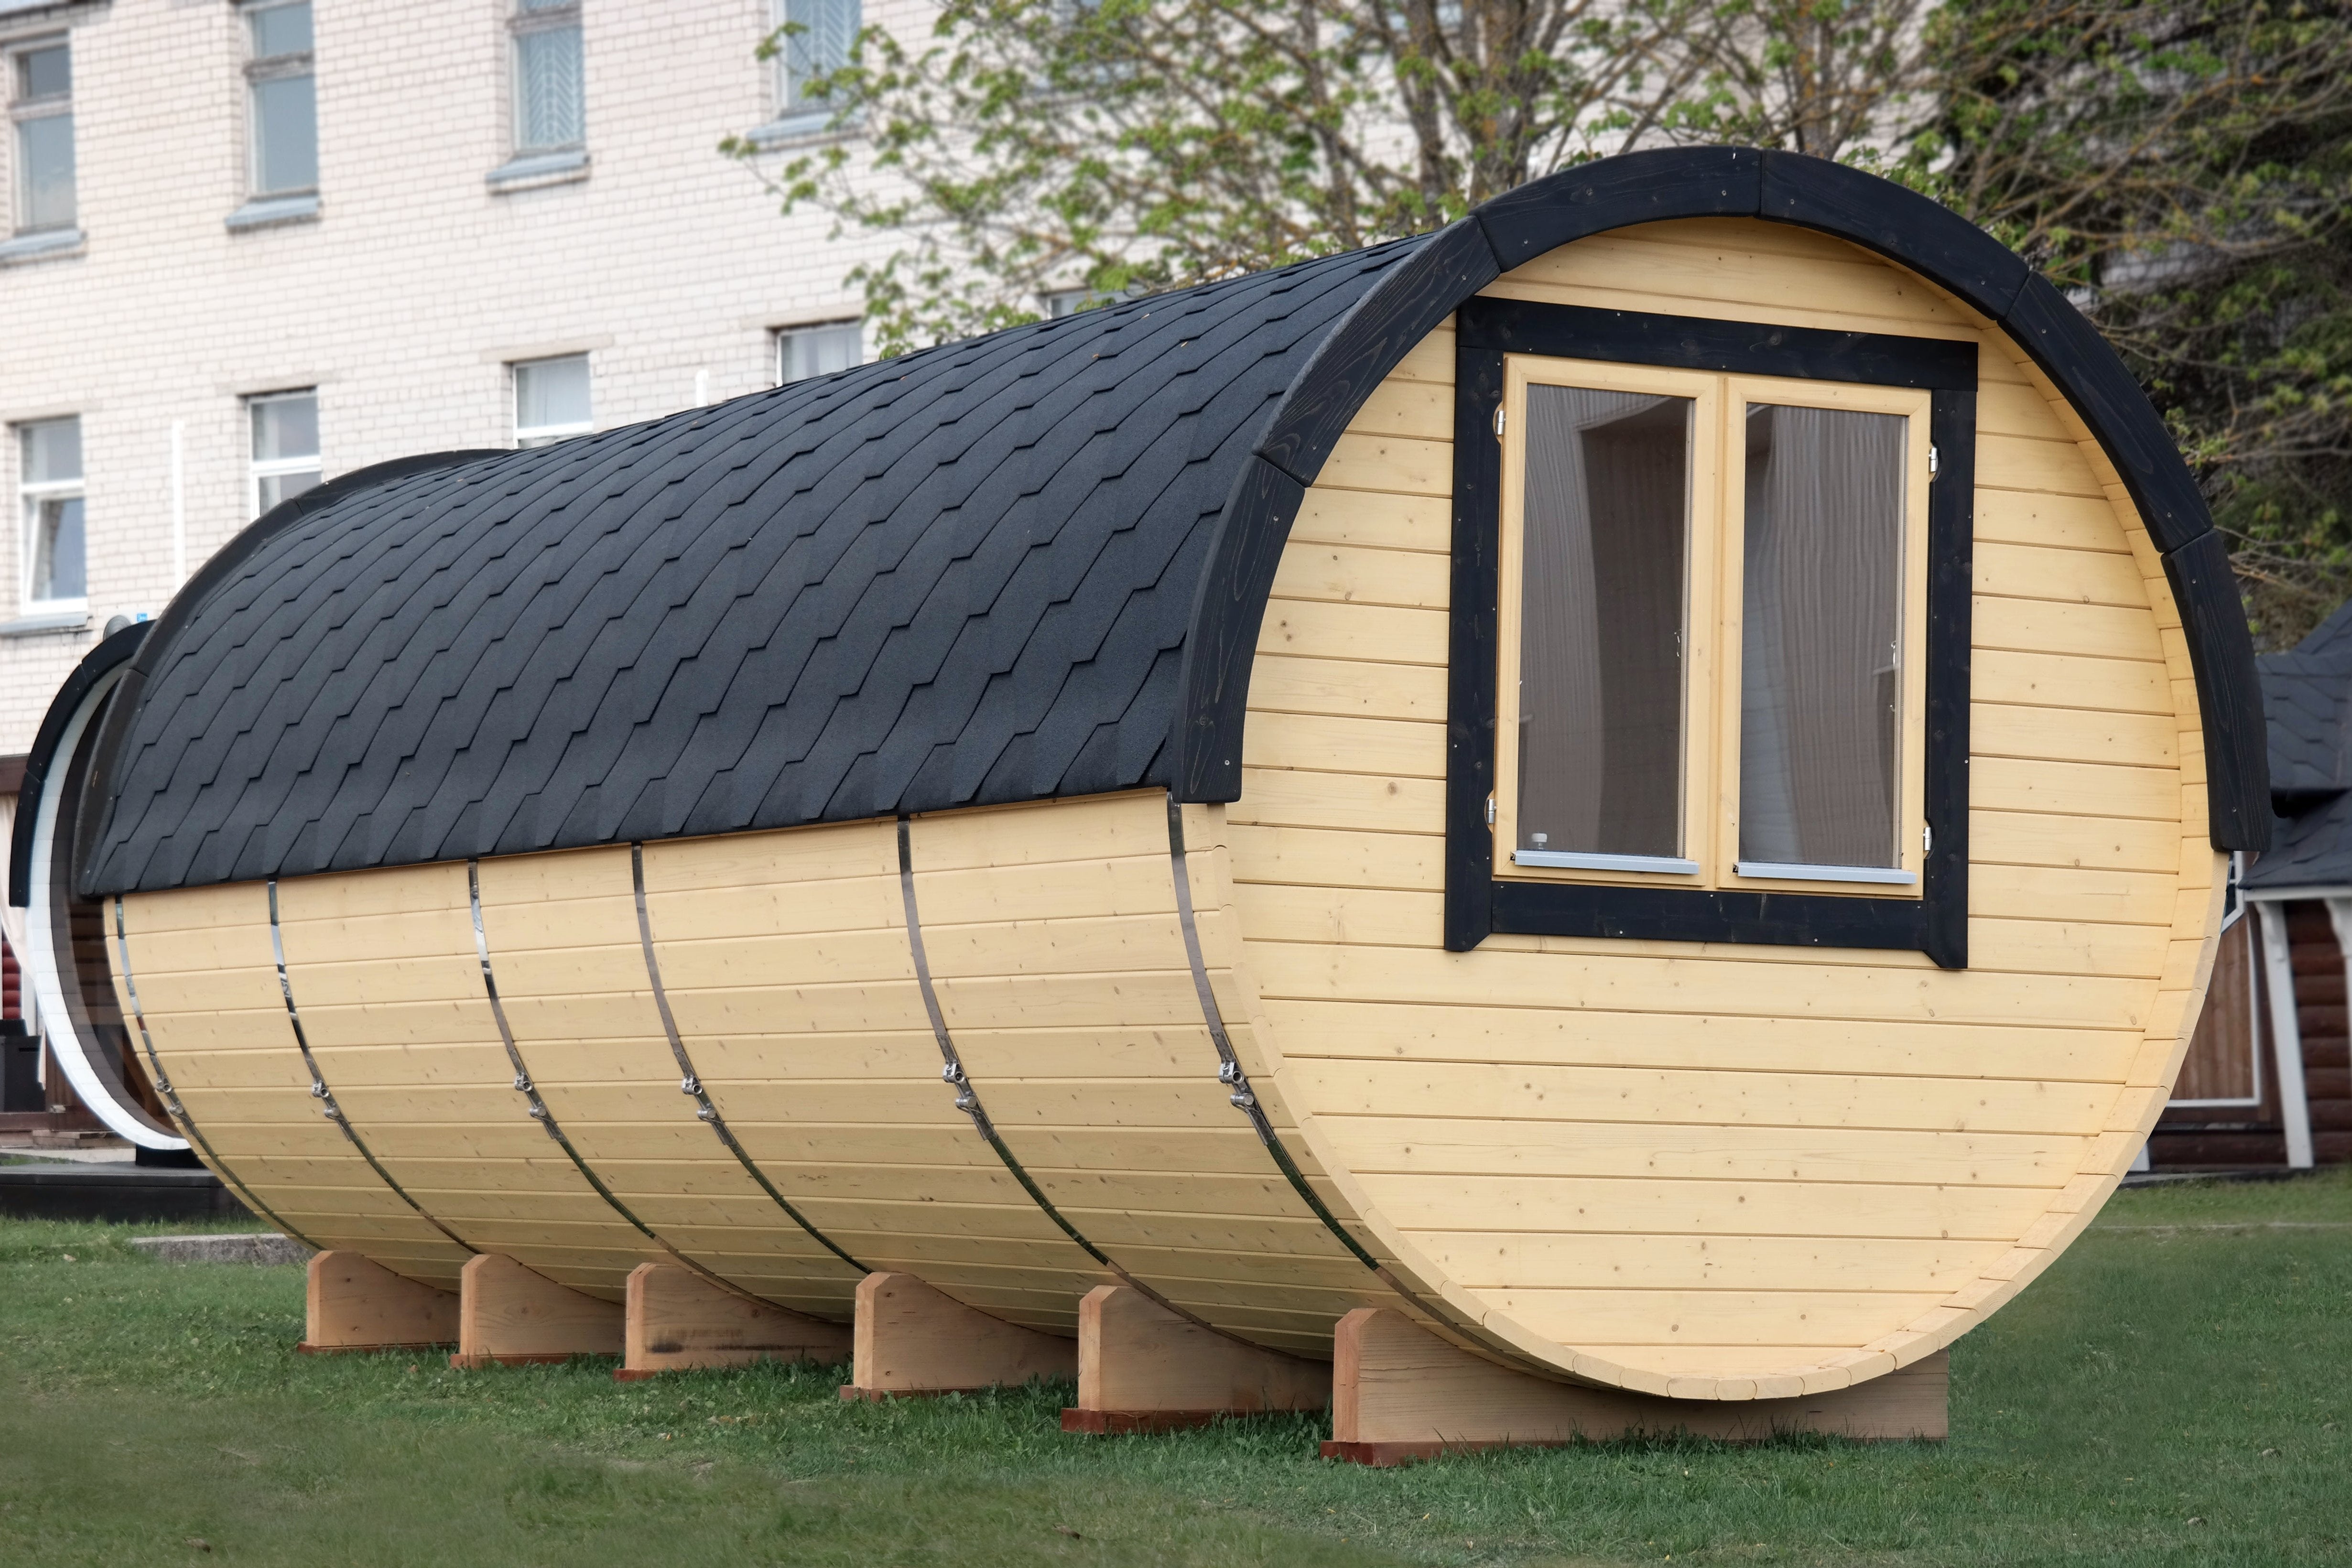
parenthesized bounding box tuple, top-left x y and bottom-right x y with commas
(2, 1170, 2347, 1567)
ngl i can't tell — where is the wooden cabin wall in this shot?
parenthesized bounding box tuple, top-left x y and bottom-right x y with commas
(2285, 902, 2352, 1163)
(2151, 917, 2292, 1170)
(1230, 215, 2225, 1395)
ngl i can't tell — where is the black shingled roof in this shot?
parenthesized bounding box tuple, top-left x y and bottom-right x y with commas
(2248, 601, 2352, 892)
(79, 240, 1426, 895)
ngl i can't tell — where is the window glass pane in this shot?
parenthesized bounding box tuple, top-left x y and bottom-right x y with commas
(250, 2, 313, 59)
(250, 394, 318, 463)
(257, 470, 321, 513)
(782, 0, 858, 106)
(1517, 385, 1691, 860)
(29, 495, 85, 601)
(16, 112, 74, 229)
(20, 417, 80, 483)
(1737, 403, 1907, 869)
(252, 72, 317, 193)
(516, 23, 585, 150)
(515, 356, 591, 433)
(17, 43, 70, 101)
(779, 322, 860, 383)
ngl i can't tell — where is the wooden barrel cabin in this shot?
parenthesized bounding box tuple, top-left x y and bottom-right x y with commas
(33, 148, 2267, 1412)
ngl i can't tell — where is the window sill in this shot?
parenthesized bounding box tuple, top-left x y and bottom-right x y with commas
(1512, 849, 1700, 875)
(0, 227, 85, 265)
(1734, 860, 1919, 887)
(0, 607, 90, 638)
(226, 194, 321, 232)
(487, 148, 589, 192)
(740, 109, 856, 151)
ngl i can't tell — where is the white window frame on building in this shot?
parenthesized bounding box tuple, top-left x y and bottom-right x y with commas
(248, 389, 322, 519)
(513, 355, 593, 448)
(748, 0, 857, 143)
(492, 0, 588, 191)
(2, 33, 79, 263)
(16, 416, 87, 622)
(776, 320, 862, 385)
(230, 0, 319, 231)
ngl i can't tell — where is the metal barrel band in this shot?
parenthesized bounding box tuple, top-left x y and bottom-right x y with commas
(466, 859, 770, 1307)
(114, 896, 321, 1249)
(264, 880, 474, 1253)
(895, 814, 1247, 1344)
(629, 841, 868, 1273)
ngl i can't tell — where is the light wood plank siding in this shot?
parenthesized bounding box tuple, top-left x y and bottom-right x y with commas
(1227, 216, 2222, 1395)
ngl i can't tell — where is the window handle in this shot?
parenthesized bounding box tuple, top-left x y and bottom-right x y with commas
(1494, 406, 1506, 440)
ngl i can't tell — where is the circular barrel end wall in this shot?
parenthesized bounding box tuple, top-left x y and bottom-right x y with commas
(57, 149, 2264, 1397)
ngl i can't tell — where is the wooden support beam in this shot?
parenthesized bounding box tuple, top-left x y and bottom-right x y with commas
(1061, 1285, 1330, 1433)
(614, 1262, 850, 1381)
(1324, 1308, 1948, 1465)
(449, 1252, 624, 1368)
(839, 1270, 1075, 1400)
(296, 1250, 457, 1352)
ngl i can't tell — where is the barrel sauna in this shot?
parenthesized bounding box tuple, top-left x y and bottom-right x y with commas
(39, 150, 2268, 1404)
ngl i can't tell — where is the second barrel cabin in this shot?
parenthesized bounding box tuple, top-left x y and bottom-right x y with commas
(33, 147, 2264, 1410)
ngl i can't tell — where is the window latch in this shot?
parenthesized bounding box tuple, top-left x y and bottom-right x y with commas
(1494, 406, 1506, 440)
(1928, 443, 1940, 478)
(1923, 823, 1934, 854)
(1485, 793, 1496, 828)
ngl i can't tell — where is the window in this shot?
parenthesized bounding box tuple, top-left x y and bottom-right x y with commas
(248, 391, 320, 517)
(245, 1, 316, 199)
(512, 0, 584, 155)
(776, 321, 861, 384)
(513, 355, 591, 447)
(1446, 299, 1975, 966)
(775, 0, 858, 115)
(18, 417, 85, 610)
(8, 38, 73, 235)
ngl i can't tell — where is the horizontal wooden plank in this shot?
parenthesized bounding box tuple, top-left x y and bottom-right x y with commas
(1256, 596, 1447, 666)
(1976, 541, 2152, 609)
(1389, 324, 1455, 385)
(1972, 701, 2177, 768)
(912, 854, 1177, 927)
(1246, 653, 1449, 723)
(1290, 487, 1450, 553)
(1473, 1289, 1954, 1348)
(1292, 1059, 2116, 1137)
(1973, 808, 2183, 873)
(1258, 997, 2141, 1083)
(1314, 432, 1452, 498)
(1974, 487, 2129, 553)
(1240, 710, 1446, 779)
(1355, 1171, 2053, 1240)
(1476, 276, 1986, 350)
(1979, 433, 2108, 498)
(1326, 1117, 2087, 1188)
(1268, 540, 1448, 612)
(1346, 377, 1453, 441)
(1495, 229, 1970, 333)
(1974, 594, 2165, 662)
(1971, 756, 2181, 823)
(1972, 648, 2172, 716)
(1228, 767, 1443, 834)
(1247, 940, 2153, 1029)
(1228, 822, 1447, 894)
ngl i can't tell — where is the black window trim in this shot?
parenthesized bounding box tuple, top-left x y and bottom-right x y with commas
(1444, 297, 1977, 969)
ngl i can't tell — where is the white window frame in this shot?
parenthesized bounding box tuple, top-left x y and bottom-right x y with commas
(512, 355, 593, 447)
(510, 0, 585, 157)
(243, 0, 317, 200)
(775, 320, 863, 385)
(7, 34, 74, 237)
(247, 389, 321, 519)
(773, 0, 859, 118)
(17, 416, 87, 615)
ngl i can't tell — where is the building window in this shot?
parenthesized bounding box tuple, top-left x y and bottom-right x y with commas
(512, 0, 584, 154)
(513, 355, 591, 447)
(8, 38, 73, 235)
(775, 0, 858, 114)
(245, 1, 317, 199)
(776, 321, 861, 384)
(1445, 299, 1976, 966)
(248, 390, 321, 517)
(18, 417, 85, 610)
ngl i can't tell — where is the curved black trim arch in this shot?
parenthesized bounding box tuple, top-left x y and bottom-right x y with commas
(10, 621, 148, 910)
(1173, 147, 2269, 852)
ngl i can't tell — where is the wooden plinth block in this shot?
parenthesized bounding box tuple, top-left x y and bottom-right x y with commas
(839, 1270, 1075, 1400)
(449, 1252, 624, 1368)
(1060, 1285, 1329, 1433)
(1324, 1308, 1948, 1465)
(614, 1262, 851, 1380)
(296, 1250, 458, 1352)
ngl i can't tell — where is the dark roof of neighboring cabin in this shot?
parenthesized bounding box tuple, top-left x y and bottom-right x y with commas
(2247, 602, 2352, 891)
(75, 148, 2269, 898)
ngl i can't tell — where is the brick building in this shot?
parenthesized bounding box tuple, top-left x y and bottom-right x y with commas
(0, 0, 893, 1112)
